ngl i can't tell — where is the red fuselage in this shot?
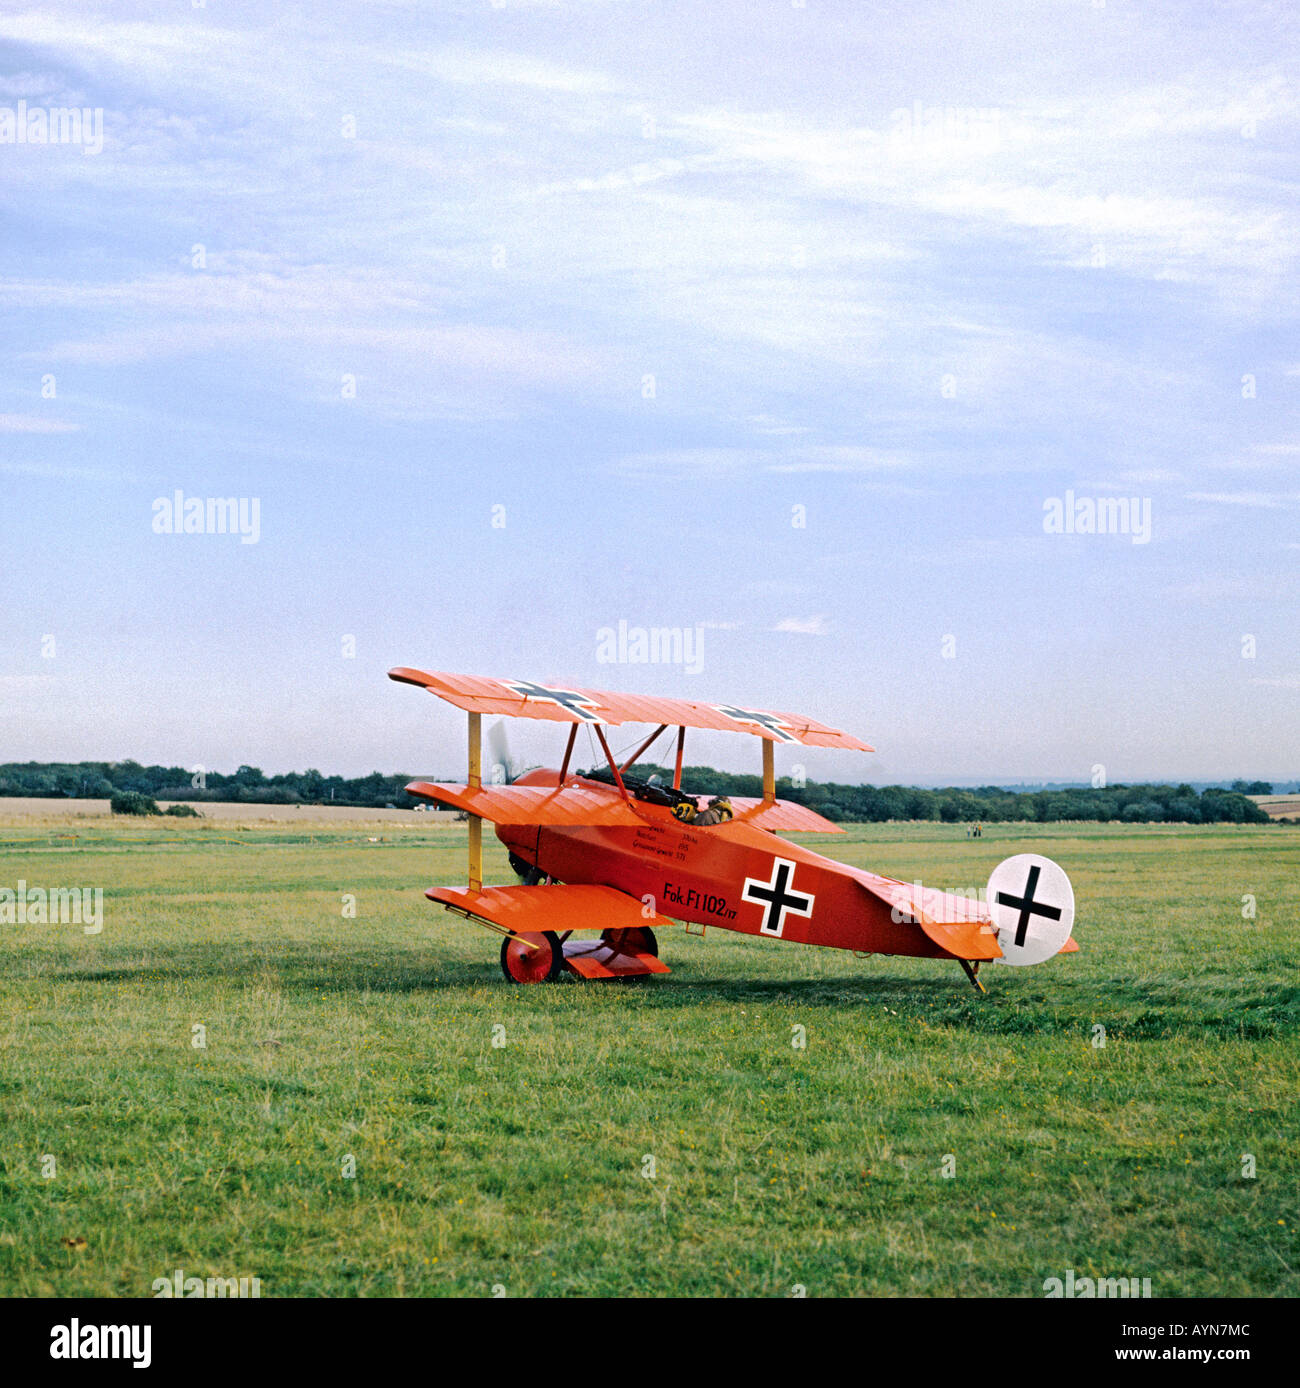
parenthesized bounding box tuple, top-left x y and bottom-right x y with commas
(494, 770, 961, 960)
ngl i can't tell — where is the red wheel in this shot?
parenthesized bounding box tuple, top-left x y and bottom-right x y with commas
(600, 926, 658, 959)
(500, 930, 564, 984)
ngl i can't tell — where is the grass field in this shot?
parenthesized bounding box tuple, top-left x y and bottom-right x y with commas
(1, 816, 1297, 1298)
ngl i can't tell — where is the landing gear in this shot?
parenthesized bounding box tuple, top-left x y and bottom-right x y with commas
(957, 958, 987, 994)
(600, 925, 658, 960)
(500, 930, 564, 984)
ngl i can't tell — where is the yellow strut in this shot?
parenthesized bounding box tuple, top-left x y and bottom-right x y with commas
(467, 711, 482, 892)
(762, 738, 775, 804)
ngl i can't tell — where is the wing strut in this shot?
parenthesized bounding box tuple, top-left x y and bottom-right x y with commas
(620, 723, 668, 775)
(467, 711, 483, 891)
(558, 723, 578, 784)
(594, 725, 633, 804)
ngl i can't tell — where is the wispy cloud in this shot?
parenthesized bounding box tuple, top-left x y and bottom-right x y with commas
(615, 445, 918, 477)
(0, 460, 134, 482)
(1250, 675, 1300, 690)
(767, 447, 916, 474)
(1185, 491, 1300, 509)
(382, 45, 623, 97)
(773, 616, 831, 636)
(1165, 575, 1295, 601)
(0, 413, 79, 433)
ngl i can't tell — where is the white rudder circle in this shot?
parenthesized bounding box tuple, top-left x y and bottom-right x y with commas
(987, 853, 1074, 966)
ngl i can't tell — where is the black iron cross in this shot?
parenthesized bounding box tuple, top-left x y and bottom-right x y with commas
(714, 704, 797, 743)
(742, 857, 815, 936)
(503, 679, 602, 722)
(995, 863, 1062, 947)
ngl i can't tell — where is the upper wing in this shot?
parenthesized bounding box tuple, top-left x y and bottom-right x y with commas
(389, 666, 872, 751)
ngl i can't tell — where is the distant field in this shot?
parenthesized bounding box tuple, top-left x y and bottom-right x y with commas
(0, 819, 1296, 1297)
(1253, 795, 1300, 822)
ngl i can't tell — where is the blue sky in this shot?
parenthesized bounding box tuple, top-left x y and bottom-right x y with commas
(2, 1, 1297, 784)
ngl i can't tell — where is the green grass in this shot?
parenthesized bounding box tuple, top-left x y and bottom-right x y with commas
(1, 818, 1297, 1297)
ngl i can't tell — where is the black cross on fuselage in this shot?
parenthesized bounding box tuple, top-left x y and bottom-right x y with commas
(742, 857, 815, 937)
(995, 863, 1062, 947)
(503, 679, 602, 722)
(714, 704, 798, 743)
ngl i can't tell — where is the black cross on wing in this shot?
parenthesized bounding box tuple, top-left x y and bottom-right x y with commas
(714, 704, 798, 743)
(502, 679, 602, 722)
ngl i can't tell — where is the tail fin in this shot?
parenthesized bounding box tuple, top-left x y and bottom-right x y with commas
(986, 853, 1075, 965)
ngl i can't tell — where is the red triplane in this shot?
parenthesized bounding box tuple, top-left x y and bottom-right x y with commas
(390, 668, 1078, 992)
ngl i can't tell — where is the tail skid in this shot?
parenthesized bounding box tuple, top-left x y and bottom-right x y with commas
(957, 958, 987, 994)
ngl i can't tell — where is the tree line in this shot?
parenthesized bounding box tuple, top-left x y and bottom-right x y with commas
(0, 761, 418, 808)
(0, 759, 1274, 824)
(587, 764, 1274, 825)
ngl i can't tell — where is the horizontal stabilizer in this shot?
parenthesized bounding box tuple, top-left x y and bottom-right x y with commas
(910, 904, 1004, 961)
(852, 872, 1004, 961)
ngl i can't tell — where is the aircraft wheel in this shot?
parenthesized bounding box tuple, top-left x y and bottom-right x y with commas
(601, 925, 658, 958)
(500, 930, 564, 984)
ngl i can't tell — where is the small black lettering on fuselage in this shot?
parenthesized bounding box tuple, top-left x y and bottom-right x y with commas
(662, 881, 738, 920)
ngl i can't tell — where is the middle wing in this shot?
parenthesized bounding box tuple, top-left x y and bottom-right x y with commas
(726, 797, 845, 833)
(405, 780, 843, 832)
(407, 780, 642, 826)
